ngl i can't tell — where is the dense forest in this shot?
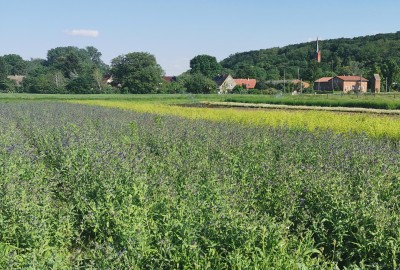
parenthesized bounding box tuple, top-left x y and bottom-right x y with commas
(0, 32, 399, 94)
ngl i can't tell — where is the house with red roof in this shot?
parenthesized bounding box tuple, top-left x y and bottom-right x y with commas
(163, 76, 177, 83)
(214, 74, 257, 93)
(314, 75, 369, 93)
(233, 78, 257, 89)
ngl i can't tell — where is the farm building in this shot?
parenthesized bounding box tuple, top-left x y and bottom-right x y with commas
(314, 75, 369, 93)
(214, 74, 257, 94)
(314, 77, 333, 91)
(7, 75, 25, 86)
(214, 74, 236, 93)
(371, 74, 381, 93)
(163, 76, 177, 83)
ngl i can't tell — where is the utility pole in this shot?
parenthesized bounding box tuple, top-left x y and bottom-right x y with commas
(300, 79, 303, 94)
(331, 60, 334, 94)
(284, 69, 286, 93)
(386, 77, 388, 92)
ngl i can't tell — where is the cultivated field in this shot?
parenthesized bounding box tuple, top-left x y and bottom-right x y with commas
(0, 95, 400, 269)
(73, 99, 400, 139)
(225, 93, 400, 110)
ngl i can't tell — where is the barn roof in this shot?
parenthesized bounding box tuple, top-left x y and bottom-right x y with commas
(163, 76, 176, 82)
(336, 76, 368, 82)
(315, 77, 332, 83)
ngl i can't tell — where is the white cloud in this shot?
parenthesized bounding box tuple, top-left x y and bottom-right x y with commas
(66, 29, 99, 38)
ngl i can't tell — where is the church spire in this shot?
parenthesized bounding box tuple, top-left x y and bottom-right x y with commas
(315, 37, 321, 63)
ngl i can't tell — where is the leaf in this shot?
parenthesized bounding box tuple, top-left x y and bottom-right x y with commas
(303, 248, 322, 256)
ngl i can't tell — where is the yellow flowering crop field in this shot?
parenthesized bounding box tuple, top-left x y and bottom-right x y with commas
(71, 100, 400, 139)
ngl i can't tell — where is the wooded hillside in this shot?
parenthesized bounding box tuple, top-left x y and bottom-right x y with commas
(220, 32, 400, 89)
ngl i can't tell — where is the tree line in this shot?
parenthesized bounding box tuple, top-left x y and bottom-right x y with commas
(1, 31, 400, 94)
(0, 47, 227, 94)
(0, 47, 223, 94)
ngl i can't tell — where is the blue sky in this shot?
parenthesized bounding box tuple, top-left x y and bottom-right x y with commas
(1, 0, 399, 75)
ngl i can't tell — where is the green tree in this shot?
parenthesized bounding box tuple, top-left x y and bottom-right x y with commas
(0, 57, 15, 92)
(304, 60, 323, 84)
(46, 47, 83, 78)
(184, 73, 217, 94)
(37, 46, 109, 93)
(66, 73, 94, 94)
(66, 67, 107, 94)
(160, 76, 187, 94)
(2, 54, 27, 75)
(92, 67, 105, 93)
(190, 55, 222, 78)
(0, 79, 16, 93)
(26, 58, 46, 74)
(46, 46, 107, 79)
(23, 66, 63, 93)
(85, 46, 102, 66)
(338, 60, 362, 76)
(110, 52, 164, 94)
(235, 65, 266, 81)
(0, 57, 7, 80)
(85, 46, 109, 72)
(265, 67, 280, 80)
(381, 58, 400, 90)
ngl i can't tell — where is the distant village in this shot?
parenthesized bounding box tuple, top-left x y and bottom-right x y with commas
(160, 38, 381, 95)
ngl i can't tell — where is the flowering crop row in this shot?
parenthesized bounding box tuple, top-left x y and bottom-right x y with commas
(0, 102, 399, 268)
(72, 100, 400, 140)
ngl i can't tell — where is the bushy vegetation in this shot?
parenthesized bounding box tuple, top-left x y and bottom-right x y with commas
(1, 102, 399, 268)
